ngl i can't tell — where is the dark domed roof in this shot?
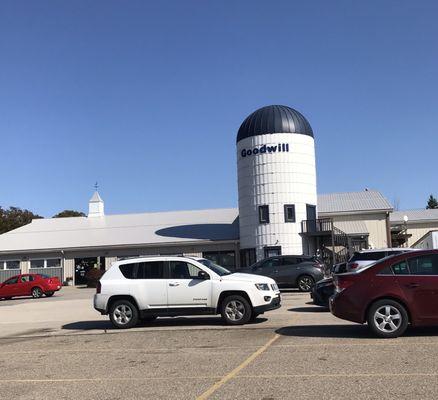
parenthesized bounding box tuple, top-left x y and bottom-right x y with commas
(237, 105, 313, 143)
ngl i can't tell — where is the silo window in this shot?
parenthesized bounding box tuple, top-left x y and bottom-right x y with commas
(258, 205, 269, 223)
(284, 204, 296, 223)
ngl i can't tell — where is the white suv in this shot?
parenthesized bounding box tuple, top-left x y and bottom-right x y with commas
(346, 248, 418, 272)
(94, 256, 281, 328)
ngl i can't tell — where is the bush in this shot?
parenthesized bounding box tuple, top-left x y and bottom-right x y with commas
(85, 268, 104, 288)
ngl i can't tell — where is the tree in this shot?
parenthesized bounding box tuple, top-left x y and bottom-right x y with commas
(0, 206, 43, 234)
(426, 195, 438, 209)
(53, 210, 86, 218)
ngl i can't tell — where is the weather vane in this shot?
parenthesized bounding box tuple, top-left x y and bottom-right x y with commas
(94, 182, 99, 191)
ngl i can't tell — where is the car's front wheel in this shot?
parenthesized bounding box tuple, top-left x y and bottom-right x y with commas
(297, 275, 315, 292)
(109, 300, 139, 329)
(221, 295, 252, 325)
(367, 299, 409, 338)
(31, 287, 43, 298)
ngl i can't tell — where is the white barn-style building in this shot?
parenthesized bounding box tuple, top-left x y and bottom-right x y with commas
(1, 105, 435, 284)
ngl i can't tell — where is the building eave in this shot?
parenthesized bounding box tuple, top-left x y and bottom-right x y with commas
(0, 239, 240, 256)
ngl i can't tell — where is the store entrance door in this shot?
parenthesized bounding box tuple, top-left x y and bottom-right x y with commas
(74, 257, 105, 285)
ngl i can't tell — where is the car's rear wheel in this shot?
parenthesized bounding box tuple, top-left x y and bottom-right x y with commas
(109, 300, 139, 329)
(45, 292, 54, 297)
(31, 287, 43, 298)
(367, 299, 409, 338)
(221, 295, 252, 325)
(297, 275, 314, 292)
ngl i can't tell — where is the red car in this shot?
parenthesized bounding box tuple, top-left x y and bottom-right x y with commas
(0, 274, 62, 300)
(330, 249, 438, 338)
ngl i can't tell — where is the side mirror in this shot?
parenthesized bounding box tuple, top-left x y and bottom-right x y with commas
(198, 271, 210, 280)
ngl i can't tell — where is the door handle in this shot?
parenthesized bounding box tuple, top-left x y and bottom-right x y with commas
(169, 282, 180, 287)
(406, 283, 420, 289)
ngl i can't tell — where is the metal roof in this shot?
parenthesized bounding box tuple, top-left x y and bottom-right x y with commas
(0, 208, 239, 253)
(0, 190, 394, 254)
(390, 209, 438, 224)
(333, 220, 369, 235)
(237, 105, 313, 143)
(318, 190, 393, 214)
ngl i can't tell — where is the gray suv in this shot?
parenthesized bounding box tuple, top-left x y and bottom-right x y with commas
(240, 255, 325, 292)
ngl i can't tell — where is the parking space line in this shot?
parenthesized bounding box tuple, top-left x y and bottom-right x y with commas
(0, 377, 222, 383)
(236, 372, 438, 378)
(1, 372, 437, 385)
(0, 347, 260, 355)
(196, 333, 280, 400)
(2, 340, 438, 356)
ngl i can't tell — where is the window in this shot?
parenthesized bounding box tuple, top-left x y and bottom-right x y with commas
(47, 259, 61, 268)
(392, 260, 410, 275)
(282, 257, 297, 265)
(5, 261, 20, 270)
(119, 263, 137, 279)
(408, 255, 438, 275)
(20, 275, 34, 282)
(240, 248, 256, 268)
(31, 260, 45, 269)
(30, 259, 61, 269)
(137, 262, 165, 279)
(169, 261, 203, 280)
(258, 205, 269, 223)
(197, 259, 231, 276)
(264, 246, 281, 258)
(260, 258, 281, 269)
(350, 252, 386, 262)
(4, 277, 18, 285)
(119, 262, 165, 280)
(284, 204, 296, 223)
(202, 251, 236, 270)
(377, 265, 394, 275)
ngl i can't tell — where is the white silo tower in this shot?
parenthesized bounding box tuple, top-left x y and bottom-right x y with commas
(237, 105, 317, 267)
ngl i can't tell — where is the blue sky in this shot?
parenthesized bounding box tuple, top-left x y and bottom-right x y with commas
(1, 0, 437, 217)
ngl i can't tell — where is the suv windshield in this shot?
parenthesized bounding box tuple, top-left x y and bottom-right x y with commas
(198, 259, 231, 276)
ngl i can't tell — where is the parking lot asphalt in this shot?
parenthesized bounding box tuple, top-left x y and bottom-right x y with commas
(1, 288, 438, 399)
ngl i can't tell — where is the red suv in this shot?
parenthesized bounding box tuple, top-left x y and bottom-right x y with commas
(330, 250, 438, 338)
(0, 274, 62, 300)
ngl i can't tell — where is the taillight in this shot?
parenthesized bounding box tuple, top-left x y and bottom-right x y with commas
(334, 275, 356, 293)
(96, 281, 101, 294)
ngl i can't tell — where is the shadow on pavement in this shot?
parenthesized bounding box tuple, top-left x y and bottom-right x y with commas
(276, 324, 438, 339)
(62, 320, 115, 331)
(289, 306, 329, 313)
(62, 316, 269, 331)
(276, 324, 371, 339)
(279, 289, 301, 294)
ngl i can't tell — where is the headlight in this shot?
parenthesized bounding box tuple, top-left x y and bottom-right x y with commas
(255, 283, 270, 291)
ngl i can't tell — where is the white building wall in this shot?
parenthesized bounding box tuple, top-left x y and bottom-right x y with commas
(327, 213, 390, 248)
(404, 222, 438, 247)
(237, 133, 317, 260)
(412, 231, 438, 249)
(105, 257, 118, 270)
(20, 260, 30, 274)
(64, 258, 75, 282)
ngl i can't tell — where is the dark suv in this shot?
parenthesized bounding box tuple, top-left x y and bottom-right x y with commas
(240, 255, 325, 291)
